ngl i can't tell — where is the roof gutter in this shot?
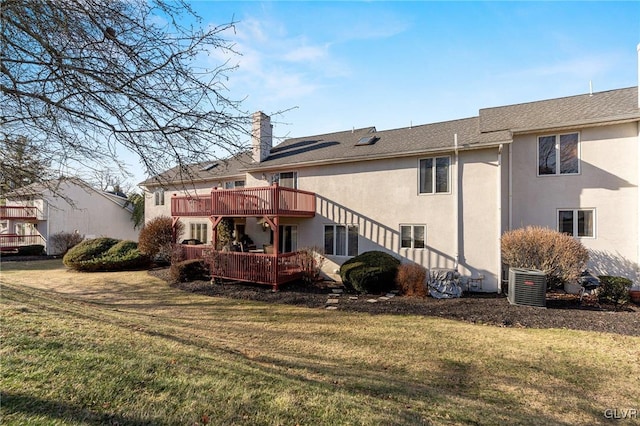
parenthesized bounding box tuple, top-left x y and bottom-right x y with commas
(239, 138, 513, 173)
(509, 114, 640, 136)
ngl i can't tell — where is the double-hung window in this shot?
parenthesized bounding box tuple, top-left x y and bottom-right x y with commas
(538, 133, 579, 175)
(400, 224, 426, 249)
(190, 223, 208, 244)
(419, 157, 450, 194)
(154, 188, 165, 206)
(324, 225, 358, 256)
(558, 209, 594, 238)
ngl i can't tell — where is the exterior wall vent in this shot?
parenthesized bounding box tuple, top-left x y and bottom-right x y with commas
(508, 268, 546, 307)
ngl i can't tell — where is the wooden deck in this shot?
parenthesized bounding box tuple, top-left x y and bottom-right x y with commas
(171, 185, 316, 218)
(178, 245, 306, 289)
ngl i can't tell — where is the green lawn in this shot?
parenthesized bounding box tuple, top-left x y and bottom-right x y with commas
(1, 260, 638, 425)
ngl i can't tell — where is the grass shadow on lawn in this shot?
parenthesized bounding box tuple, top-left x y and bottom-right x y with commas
(1, 391, 158, 426)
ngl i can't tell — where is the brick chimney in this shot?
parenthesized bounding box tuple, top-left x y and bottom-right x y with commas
(251, 111, 273, 163)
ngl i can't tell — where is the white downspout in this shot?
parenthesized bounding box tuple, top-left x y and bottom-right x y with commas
(497, 144, 503, 293)
(508, 142, 513, 231)
(45, 201, 50, 255)
(454, 134, 459, 271)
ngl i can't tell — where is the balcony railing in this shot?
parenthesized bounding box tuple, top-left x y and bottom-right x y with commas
(176, 245, 306, 289)
(0, 234, 45, 250)
(0, 206, 43, 220)
(171, 185, 316, 218)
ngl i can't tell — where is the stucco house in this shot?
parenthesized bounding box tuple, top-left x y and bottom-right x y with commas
(1, 177, 140, 255)
(141, 55, 640, 292)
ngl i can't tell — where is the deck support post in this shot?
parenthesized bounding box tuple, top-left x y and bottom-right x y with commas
(209, 216, 223, 249)
(171, 216, 181, 243)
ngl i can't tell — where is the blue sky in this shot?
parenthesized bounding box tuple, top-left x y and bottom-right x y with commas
(129, 1, 640, 184)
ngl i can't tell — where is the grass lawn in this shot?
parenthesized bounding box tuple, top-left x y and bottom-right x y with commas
(1, 259, 639, 425)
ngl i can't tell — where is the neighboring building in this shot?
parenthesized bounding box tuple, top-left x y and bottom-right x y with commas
(141, 52, 640, 291)
(1, 177, 139, 255)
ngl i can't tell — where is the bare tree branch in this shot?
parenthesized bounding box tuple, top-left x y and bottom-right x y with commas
(1, 0, 251, 193)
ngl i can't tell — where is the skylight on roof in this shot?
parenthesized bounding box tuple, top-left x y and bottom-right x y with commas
(200, 163, 219, 171)
(355, 136, 378, 146)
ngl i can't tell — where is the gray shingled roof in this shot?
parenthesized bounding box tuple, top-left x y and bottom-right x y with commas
(140, 151, 253, 187)
(479, 87, 639, 133)
(247, 117, 512, 170)
(143, 86, 639, 182)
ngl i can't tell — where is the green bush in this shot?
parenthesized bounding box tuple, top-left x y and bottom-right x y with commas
(340, 251, 400, 294)
(598, 276, 632, 309)
(63, 238, 149, 272)
(501, 226, 589, 289)
(396, 263, 427, 297)
(170, 259, 209, 283)
(17, 244, 45, 256)
(63, 237, 119, 265)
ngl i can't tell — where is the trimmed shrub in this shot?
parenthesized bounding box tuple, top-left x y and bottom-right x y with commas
(396, 263, 427, 297)
(49, 231, 84, 255)
(63, 237, 119, 266)
(598, 276, 632, 309)
(63, 238, 149, 272)
(340, 251, 400, 294)
(17, 244, 45, 256)
(501, 226, 589, 289)
(170, 259, 209, 283)
(138, 215, 184, 264)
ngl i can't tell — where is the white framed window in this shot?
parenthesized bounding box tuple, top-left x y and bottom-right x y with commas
(190, 223, 208, 244)
(154, 188, 165, 206)
(538, 132, 580, 176)
(324, 224, 358, 256)
(419, 156, 450, 194)
(224, 180, 245, 189)
(277, 171, 298, 189)
(400, 224, 426, 249)
(558, 209, 594, 238)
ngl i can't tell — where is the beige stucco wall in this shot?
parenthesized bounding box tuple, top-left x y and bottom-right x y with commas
(459, 148, 502, 290)
(250, 149, 503, 291)
(510, 121, 639, 283)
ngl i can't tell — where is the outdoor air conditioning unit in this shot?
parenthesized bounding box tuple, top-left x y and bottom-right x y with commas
(508, 268, 546, 307)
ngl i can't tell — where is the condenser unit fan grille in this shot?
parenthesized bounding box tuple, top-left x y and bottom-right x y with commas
(508, 268, 546, 307)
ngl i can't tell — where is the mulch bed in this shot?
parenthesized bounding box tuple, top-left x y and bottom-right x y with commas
(149, 269, 640, 337)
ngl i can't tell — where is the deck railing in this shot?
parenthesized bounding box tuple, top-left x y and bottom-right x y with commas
(171, 185, 316, 217)
(175, 244, 305, 288)
(0, 234, 45, 249)
(171, 197, 212, 217)
(0, 206, 43, 220)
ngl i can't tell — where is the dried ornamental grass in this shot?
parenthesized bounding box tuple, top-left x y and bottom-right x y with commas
(501, 226, 588, 287)
(396, 263, 428, 297)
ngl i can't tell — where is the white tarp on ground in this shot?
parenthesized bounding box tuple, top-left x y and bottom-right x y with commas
(428, 269, 462, 299)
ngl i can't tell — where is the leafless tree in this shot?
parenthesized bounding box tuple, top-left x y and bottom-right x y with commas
(1, 0, 251, 193)
(0, 135, 53, 194)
